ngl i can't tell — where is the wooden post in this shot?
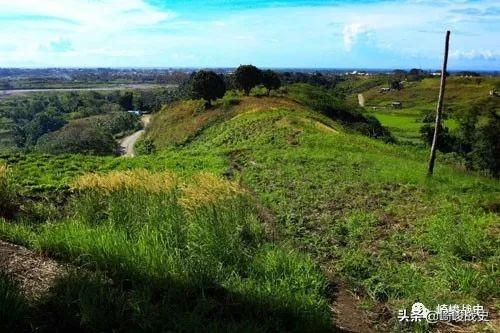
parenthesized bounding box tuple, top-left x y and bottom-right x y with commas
(428, 31, 450, 176)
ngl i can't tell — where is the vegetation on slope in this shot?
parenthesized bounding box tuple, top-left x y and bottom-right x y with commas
(0, 169, 332, 332)
(0, 84, 498, 332)
(141, 93, 499, 331)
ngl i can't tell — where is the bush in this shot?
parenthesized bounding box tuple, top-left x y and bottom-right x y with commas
(425, 98, 500, 177)
(94, 112, 142, 135)
(458, 98, 500, 177)
(134, 138, 156, 155)
(420, 123, 457, 153)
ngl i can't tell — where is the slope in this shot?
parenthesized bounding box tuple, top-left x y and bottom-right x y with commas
(145, 93, 500, 332)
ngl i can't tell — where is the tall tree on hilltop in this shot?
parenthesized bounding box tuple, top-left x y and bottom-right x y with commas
(261, 70, 281, 96)
(191, 70, 226, 107)
(234, 65, 262, 96)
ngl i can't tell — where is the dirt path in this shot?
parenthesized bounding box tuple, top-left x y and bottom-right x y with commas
(0, 240, 67, 300)
(119, 114, 151, 157)
(358, 93, 365, 107)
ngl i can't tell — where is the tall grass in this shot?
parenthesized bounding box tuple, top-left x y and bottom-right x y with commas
(0, 272, 27, 332)
(5, 169, 332, 332)
(0, 164, 17, 218)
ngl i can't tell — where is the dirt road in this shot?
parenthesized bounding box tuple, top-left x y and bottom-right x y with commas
(119, 114, 151, 157)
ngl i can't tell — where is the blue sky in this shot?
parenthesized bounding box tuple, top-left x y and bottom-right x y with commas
(0, 0, 498, 70)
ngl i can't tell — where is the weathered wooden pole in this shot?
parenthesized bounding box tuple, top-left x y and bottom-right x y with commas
(428, 30, 450, 176)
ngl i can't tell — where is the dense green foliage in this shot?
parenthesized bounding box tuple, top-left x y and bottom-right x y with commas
(455, 98, 499, 176)
(0, 88, 179, 151)
(261, 70, 282, 95)
(36, 121, 118, 155)
(234, 65, 263, 96)
(191, 70, 227, 106)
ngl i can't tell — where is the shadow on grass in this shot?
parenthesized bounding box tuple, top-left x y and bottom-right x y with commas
(7, 270, 349, 333)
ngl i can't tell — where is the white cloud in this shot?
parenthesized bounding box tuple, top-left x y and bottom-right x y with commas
(0, 0, 175, 65)
(451, 50, 498, 61)
(0, 0, 497, 69)
(342, 23, 372, 51)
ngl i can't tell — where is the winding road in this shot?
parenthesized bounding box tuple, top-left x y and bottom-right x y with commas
(119, 114, 151, 157)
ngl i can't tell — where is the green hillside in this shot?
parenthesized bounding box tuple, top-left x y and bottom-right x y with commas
(1, 89, 499, 332)
(145, 93, 499, 330)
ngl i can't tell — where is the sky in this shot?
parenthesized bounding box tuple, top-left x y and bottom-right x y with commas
(0, 0, 498, 70)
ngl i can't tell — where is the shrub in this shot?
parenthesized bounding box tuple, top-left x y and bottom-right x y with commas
(420, 123, 457, 153)
(458, 99, 500, 177)
(134, 138, 156, 155)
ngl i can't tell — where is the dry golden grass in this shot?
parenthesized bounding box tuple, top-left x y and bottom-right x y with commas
(71, 169, 179, 194)
(233, 96, 307, 114)
(71, 169, 245, 208)
(179, 172, 245, 209)
(145, 96, 309, 149)
(145, 100, 225, 149)
(0, 164, 6, 179)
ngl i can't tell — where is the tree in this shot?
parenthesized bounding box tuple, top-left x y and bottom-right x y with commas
(457, 98, 500, 177)
(119, 91, 134, 110)
(23, 110, 67, 146)
(191, 70, 226, 107)
(389, 79, 403, 91)
(234, 65, 262, 96)
(261, 70, 281, 95)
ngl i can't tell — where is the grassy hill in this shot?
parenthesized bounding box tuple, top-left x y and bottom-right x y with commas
(0, 88, 499, 332)
(144, 92, 499, 331)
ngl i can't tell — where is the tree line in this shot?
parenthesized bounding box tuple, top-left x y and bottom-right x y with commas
(189, 65, 282, 106)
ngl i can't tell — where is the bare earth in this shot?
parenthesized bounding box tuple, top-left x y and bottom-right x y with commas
(0, 240, 66, 300)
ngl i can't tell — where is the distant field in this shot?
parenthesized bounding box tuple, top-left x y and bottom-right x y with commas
(354, 76, 500, 143)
